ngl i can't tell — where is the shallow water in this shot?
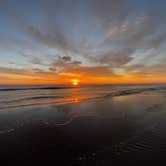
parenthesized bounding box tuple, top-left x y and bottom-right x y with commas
(0, 84, 165, 109)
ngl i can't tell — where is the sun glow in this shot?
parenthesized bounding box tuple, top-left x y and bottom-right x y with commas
(71, 79, 80, 86)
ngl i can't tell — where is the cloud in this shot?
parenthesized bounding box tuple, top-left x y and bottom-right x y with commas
(124, 64, 166, 78)
(148, 32, 166, 48)
(97, 48, 133, 67)
(0, 66, 31, 75)
(49, 54, 115, 78)
(49, 55, 82, 72)
(102, 14, 161, 45)
(62, 65, 115, 77)
(0, 66, 56, 77)
(61, 56, 71, 62)
(92, 12, 164, 70)
(92, 0, 128, 25)
(30, 57, 44, 65)
(1, 0, 166, 84)
(26, 25, 70, 51)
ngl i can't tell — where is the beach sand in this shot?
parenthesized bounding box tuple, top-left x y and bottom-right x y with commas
(0, 89, 166, 165)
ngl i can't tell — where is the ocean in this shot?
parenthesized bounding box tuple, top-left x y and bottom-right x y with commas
(0, 84, 165, 110)
(1, 84, 166, 165)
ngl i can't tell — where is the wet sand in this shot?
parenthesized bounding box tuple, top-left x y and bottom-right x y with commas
(0, 89, 166, 165)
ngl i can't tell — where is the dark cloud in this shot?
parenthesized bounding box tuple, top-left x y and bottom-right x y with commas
(49, 55, 82, 72)
(71, 60, 82, 65)
(61, 56, 71, 62)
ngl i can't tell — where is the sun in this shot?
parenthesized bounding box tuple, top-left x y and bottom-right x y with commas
(71, 79, 80, 86)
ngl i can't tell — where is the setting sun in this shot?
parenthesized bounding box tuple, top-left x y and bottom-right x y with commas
(71, 79, 80, 86)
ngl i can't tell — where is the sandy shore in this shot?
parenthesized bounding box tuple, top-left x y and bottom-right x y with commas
(0, 89, 166, 165)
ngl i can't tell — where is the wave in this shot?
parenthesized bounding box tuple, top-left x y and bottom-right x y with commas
(99, 86, 166, 99)
(0, 95, 64, 104)
(1, 85, 166, 110)
(0, 86, 73, 91)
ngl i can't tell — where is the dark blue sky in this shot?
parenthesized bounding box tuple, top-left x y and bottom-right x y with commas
(0, 0, 166, 84)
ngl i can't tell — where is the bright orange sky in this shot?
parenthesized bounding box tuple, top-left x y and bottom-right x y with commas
(0, 70, 166, 85)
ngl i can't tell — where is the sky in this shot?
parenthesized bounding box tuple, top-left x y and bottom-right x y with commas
(0, 0, 166, 85)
